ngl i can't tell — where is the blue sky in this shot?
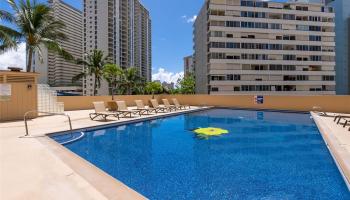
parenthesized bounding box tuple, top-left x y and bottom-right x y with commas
(0, 0, 288, 81)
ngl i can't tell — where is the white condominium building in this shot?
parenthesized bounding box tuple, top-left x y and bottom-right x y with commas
(83, 0, 152, 96)
(194, 0, 336, 95)
(33, 0, 82, 87)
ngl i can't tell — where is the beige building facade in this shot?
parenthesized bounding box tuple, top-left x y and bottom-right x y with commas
(33, 0, 83, 87)
(194, 0, 336, 95)
(83, 0, 152, 96)
(184, 55, 194, 76)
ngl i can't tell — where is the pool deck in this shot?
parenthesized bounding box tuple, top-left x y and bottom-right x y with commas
(311, 112, 350, 188)
(0, 106, 208, 200)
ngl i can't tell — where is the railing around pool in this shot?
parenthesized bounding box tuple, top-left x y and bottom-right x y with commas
(24, 111, 72, 137)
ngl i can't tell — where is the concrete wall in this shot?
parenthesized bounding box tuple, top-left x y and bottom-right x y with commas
(58, 94, 350, 113)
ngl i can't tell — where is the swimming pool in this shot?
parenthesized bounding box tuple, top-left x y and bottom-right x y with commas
(51, 109, 350, 199)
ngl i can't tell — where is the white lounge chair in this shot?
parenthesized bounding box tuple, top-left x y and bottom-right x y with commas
(149, 99, 171, 112)
(116, 101, 142, 117)
(172, 98, 190, 110)
(134, 100, 157, 114)
(162, 99, 177, 111)
(90, 102, 120, 121)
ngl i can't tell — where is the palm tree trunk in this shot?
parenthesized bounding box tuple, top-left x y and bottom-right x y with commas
(27, 48, 33, 72)
(94, 77, 97, 96)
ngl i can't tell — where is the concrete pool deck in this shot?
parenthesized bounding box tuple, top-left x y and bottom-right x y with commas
(0, 107, 207, 200)
(1, 108, 349, 199)
(311, 112, 350, 188)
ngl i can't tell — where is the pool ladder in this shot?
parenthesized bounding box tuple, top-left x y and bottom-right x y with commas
(24, 110, 72, 137)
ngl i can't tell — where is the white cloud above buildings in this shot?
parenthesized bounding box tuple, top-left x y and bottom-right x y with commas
(182, 15, 197, 23)
(0, 42, 26, 70)
(152, 68, 184, 84)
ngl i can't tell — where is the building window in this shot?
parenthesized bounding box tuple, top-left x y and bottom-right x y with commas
(322, 75, 335, 81)
(310, 55, 322, 61)
(211, 87, 219, 92)
(309, 46, 321, 51)
(283, 55, 296, 61)
(309, 35, 322, 41)
(226, 21, 240, 27)
(226, 42, 240, 48)
(270, 65, 282, 71)
(309, 26, 321, 32)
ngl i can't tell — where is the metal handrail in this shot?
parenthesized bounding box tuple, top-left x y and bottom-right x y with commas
(24, 110, 72, 137)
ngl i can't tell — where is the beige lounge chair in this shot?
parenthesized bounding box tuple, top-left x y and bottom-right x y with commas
(90, 102, 120, 121)
(134, 100, 157, 115)
(162, 99, 177, 111)
(172, 98, 190, 110)
(149, 99, 171, 112)
(116, 101, 142, 117)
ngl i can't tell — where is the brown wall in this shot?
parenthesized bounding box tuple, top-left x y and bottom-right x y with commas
(0, 83, 38, 121)
(58, 95, 158, 111)
(163, 95, 350, 113)
(58, 94, 350, 114)
(0, 71, 38, 121)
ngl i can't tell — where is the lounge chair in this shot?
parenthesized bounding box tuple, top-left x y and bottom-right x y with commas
(90, 101, 120, 121)
(342, 119, 350, 129)
(172, 98, 190, 110)
(134, 100, 158, 114)
(149, 99, 171, 112)
(312, 106, 335, 117)
(162, 99, 177, 111)
(116, 101, 142, 117)
(334, 115, 350, 124)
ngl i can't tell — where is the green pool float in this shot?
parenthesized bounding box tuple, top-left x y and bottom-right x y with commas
(194, 127, 229, 136)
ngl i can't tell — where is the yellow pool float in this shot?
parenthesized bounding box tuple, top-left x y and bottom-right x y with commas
(194, 127, 229, 136)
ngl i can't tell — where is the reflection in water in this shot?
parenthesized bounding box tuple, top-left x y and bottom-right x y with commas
(257, 111, 264, 120)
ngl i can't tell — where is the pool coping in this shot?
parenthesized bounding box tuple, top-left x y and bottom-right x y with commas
(311, 112, 350, 190)
(40, 107, 212, 199)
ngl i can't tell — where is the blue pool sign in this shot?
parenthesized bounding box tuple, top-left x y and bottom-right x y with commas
(254, 95, 264, 104)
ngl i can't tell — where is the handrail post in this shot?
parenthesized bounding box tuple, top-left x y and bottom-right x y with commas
(23, 110, 73, 137)
(24, 115, 29, 136)
(67, 115, 72, 130)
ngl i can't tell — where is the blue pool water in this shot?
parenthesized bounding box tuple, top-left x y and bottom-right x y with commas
(51, 109, 350, 199)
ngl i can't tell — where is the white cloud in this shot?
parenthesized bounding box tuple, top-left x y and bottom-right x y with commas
(0, 42, 26, 71)
(182, 15, 197, 23)
(187, 15, 197, 23)
(152, 68, 184, 84)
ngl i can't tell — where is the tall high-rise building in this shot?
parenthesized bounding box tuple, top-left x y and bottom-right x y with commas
(83, 0, 152, 96)
(194, 0, 336, 95)
(327, 0, 350, 94)
(33, 0, 82, 88)
(184, 55, 194, 76)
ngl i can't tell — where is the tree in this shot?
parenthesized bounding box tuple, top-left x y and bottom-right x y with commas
(145, 81, 163, 99)
(103, 64, 123, 100)
(73, 50, 109, 96)
(0, 0, 73, 72)
(119, 67, 144, 95)
(177, 74, 195, 94)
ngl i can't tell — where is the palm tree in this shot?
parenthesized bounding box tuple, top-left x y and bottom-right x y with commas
(0, 9, 21, 53)
(119, 67, 145, 95)
(73, 50, 109, 96)
(103, 63, 123, 100)
(0, 0, 72, 72)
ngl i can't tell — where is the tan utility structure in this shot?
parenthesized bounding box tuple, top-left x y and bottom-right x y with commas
(0, 71, 39, 121)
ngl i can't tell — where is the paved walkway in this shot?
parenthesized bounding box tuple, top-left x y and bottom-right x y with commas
(0, 107, 204, 200)
(312, 112, 350, 187)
